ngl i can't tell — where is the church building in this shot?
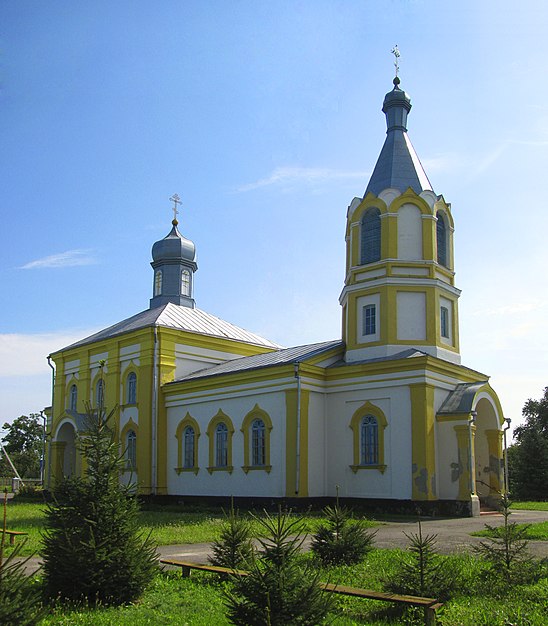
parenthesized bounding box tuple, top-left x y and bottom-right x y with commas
(46, 76, 506, 516)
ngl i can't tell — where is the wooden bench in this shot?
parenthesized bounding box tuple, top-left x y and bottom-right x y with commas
(2, 530, 28, 545)
(160, 558, 442, 625)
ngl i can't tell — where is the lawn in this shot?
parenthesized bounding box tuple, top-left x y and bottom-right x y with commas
(36, 551, 548, 626)
(512, 501, 548, 511)
(2, 499, 376, 556)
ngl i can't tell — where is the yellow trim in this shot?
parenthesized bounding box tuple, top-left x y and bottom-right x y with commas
(241, 404, 273, 473)
(175, 412, 200, 474)
(349, 401, 387, 473)
(485, 429, 503, 495)
(410, 383, 437, 500)
(454, 424, 475, 500)
(120, 419, 139, 472)
(206, 409, 234, 474)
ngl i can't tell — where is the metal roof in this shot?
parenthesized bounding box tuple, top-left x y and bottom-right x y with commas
(172, 340, 344, 383)
(365, 82, 433, 197)
(437, 382, 489, 415)
(57, 302, 281, 352)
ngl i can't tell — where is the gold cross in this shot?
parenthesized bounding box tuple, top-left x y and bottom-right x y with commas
(170, 194, 182, 223)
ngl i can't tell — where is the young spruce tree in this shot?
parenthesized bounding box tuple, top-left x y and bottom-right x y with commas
(224, 508, 332, 626)
(209, 499, 255, 569)
(311, 492, 376, 565)
(41, 385, 157, 606)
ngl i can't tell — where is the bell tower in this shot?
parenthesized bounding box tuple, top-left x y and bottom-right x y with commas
(340, 77, 461, 364)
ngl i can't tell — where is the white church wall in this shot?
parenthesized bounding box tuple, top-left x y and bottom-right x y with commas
(397, 292, 426, 340)
(174, 343, 249, 379)
(436, 419, 461, 500)
(397, 203, 423, 260)
(324, 384, 412, 500)
(166, 389, 287, 497)
(306, 390, 326, 497)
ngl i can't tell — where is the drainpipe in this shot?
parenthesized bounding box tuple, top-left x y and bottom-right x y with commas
(39, 410, 46, 485)
(151, 327, 159, 495)
(503, 418, 512, 495)
(468, 410, 477, 496)
(46, 356, 55, 491)
(294, 363, 301, 495)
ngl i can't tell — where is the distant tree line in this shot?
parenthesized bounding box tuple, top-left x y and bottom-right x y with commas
(508, 387, 548, 501)
(0, 413, 43, 479)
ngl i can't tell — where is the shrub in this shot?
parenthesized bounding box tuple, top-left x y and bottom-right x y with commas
(224, 508, 332, 625)
(41, 401, 157, 606)
(384, 520, 458, 601)
(474, 494, 538, 588)
(0, 490, 43, 625)
(311, 498, 376, 565)
(209, 500, 255, 569)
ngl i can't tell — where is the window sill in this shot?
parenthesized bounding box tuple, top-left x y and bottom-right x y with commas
(350, 464, 387, 474)
(242, 465, 272, 474)
(175, 467, 199, 475)
(207, 466, 234, 475)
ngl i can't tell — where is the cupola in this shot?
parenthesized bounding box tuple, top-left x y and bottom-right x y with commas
(149, 196, 198, 309)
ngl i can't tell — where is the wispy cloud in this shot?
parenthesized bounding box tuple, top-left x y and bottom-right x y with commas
(235, 166, 370, 192)
(20, 249, 97, 270)
(0, 329, 102, 377)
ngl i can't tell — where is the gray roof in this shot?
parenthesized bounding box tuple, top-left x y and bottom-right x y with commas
(327, 348, 427, 369)
(365, 82, 433, 197)
(171, 340, 344, 383)
(56, 302, 281, 352)
(437, 382, 489, 415)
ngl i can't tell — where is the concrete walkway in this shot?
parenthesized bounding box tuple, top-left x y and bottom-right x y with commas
(18, 509, 548, 575)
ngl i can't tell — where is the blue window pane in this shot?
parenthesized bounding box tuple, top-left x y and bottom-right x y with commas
(441, 306, 449, 338)
(251, 419, 265, 466)
(437, 212, 447, 267)
(361, 209, 381, 264)
(127, 372, 137, 404)
(215, 423, 228, 467)
(363, 304, 376, 336)
(183, 426, 195, 468)
(360, 415, 378, 465)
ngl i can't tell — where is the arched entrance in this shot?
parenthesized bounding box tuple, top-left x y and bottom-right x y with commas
(473, 394, 504, 507)
(51, 420, 77, 483)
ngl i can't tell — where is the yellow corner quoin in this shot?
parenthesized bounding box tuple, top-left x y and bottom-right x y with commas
(44, 76, 506, 514)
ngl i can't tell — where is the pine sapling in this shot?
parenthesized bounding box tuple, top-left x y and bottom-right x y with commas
(209, 499, 255, 569)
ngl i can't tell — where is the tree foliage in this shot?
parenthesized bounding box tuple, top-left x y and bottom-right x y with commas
(310, 499, 376, 566)
(41, 402, 157, 606)
(508, 387, 548, 500)
(209, 500, 255, 570)
(1, 414, 43, 478)
(224, 509, 332, 626)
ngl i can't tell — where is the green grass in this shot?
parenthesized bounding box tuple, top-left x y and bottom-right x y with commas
(35, 550, 548, 625)
(2, 500, 377, 556)
(473, 520, 548, 541)
(512, 501, 548, 511)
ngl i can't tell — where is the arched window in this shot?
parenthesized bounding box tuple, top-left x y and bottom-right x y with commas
(360, 416, 378, 465)
(360, 208, 381, 264)
(127, 372, 137, 404)
(215, 423, 228, 467)
(181, 269, 190, 296)
(95, 379, 105, 408)
(154, 270, 163, 296)
(349, 402, 387, 473)
(183, 426, 195, 469)
(126, 430, 137, 470)
(69, 384, 78, 412)
(251, 419, 266, 466)
(436, 211, 447, 267)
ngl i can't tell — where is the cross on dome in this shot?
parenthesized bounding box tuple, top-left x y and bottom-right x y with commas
(170, 193, 182, 225)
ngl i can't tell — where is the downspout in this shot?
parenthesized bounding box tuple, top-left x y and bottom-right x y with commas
(503, 418, 512, 495)
(46, 356, 55, 491)
(151, 327, 159, 495)
(294, 362, 301, 495)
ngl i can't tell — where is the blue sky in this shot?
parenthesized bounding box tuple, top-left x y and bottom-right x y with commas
(1, 1, 548, 437)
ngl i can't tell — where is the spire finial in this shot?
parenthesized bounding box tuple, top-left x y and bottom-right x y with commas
(169, 193, 182, 225)
(391, 45, 401, 86)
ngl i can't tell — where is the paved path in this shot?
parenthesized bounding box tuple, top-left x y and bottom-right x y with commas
(18, 509, 548, 575)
